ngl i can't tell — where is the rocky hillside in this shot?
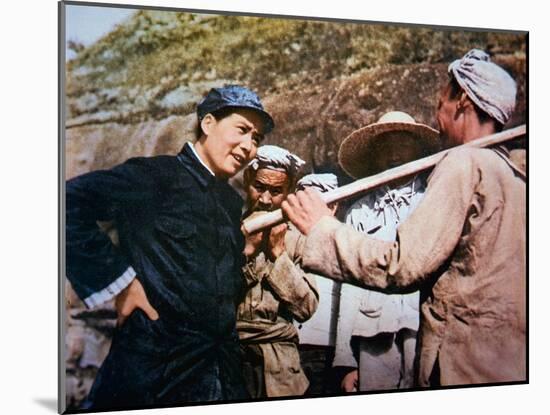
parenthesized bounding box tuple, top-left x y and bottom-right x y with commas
(64, 9, 527, 409)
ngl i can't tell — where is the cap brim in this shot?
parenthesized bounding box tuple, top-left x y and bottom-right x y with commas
(210, 105, 275, 135)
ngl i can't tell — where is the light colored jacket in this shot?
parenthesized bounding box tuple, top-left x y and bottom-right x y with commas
(298, 148, 526, 386)
(333, 176, 425, 368)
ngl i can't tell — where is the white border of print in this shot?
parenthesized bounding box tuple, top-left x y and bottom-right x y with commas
(3, 0, 545, 414)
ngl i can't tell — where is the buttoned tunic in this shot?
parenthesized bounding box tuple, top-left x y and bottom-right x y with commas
(66, 143, 248, 409)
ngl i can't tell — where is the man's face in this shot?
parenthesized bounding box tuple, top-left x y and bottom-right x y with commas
(246, 168, 291, 212)
(436, 83, 464, 149)
(370, 131, 425, 173)
(200, 108, 265, 178)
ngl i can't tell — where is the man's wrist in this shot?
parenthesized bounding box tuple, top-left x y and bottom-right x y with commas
(267, 245, 284, 262)
(83, 266, 136, 308)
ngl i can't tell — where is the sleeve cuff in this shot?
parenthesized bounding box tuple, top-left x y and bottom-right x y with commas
(301, 216, 344, 274)
(83, 266, 136, 308)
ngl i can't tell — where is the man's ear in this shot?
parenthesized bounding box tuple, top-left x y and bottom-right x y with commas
(200, 114, 216, 136)
(457, 91, 474, 112)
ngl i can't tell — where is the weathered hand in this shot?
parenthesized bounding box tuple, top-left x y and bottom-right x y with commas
(242, 211, 267, 259)
(115, 277, 159, 326)
(265, 222, 288, 261)
(341, 369, 358, 392)
(281, 188, 333, 235)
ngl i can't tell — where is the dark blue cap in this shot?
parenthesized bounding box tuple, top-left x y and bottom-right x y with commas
(197, 85, 274, 134)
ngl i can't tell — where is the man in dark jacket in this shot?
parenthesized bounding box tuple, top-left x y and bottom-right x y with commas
(66, 85, 274, 410)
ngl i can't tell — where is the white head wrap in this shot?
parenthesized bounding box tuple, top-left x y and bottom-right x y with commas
(448, 49, 517, 125)
(247, 145, 305, 177)
(296, 173, 338, 193)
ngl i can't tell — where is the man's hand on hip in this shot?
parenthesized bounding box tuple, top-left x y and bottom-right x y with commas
(115, 277, 159, 326)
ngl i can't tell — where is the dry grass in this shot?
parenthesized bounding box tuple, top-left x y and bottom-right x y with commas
(67, 10, 526, 96)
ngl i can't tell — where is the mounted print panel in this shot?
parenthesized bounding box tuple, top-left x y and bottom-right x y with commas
(59, 1, 527, 413)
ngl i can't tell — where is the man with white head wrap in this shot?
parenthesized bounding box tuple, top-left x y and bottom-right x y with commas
(296, 173, 339, 194)
(247, 144, 306, 177)
(237, 145, 319, 398)
(283, 49, 526, 387)
(440, 48, 517, 148)
(448, 49, 516, 127)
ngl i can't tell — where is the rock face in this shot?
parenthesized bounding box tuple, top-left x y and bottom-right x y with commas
(66, 59, 526, 181)
(66, 59, 526, 197)
(65, 113, 196, 179)
(63, 8, 526, 409)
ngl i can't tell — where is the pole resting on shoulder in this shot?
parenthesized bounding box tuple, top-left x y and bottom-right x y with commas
(242, 124, 526, 236)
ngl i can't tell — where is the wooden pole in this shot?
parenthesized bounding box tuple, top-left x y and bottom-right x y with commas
(242, 124, 526, 235)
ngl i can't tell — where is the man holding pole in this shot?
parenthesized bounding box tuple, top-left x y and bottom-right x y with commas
(282, 49, 526, 387)
(237, 145, 319, 398)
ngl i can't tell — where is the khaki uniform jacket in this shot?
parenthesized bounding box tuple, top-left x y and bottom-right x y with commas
(237, 227, 319, 396)
(297, 148, 526, 387)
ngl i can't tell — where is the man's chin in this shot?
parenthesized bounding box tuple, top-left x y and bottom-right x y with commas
(220, 164, 242, 178)
(230, 156, 249, 172)
(233, 163, 246, 173)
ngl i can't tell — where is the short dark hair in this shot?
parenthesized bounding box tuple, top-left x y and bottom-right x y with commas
(448, 76, 503, 132)
(194, 107, 237, 140)
(448, 76, 463, 101)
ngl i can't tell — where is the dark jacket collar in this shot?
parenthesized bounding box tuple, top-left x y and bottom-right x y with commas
(177, 142, 217, 188)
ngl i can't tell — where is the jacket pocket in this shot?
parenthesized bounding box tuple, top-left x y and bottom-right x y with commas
(262, 342, 309, 396)
(155, 214, 197, 240)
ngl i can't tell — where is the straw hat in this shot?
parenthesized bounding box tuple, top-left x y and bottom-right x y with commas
(338, 111, 440, 179)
